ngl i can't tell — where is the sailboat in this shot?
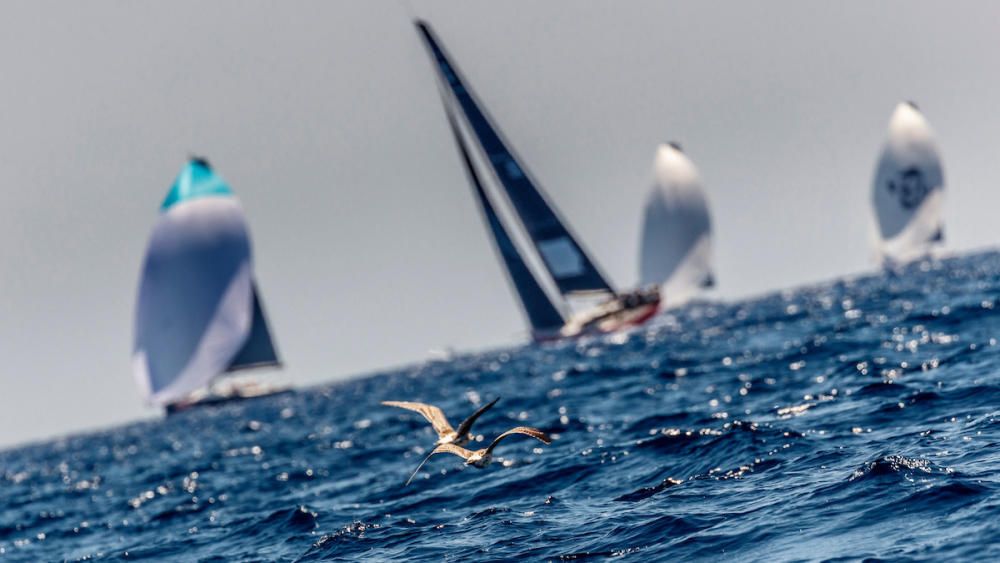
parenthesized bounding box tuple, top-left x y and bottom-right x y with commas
(638, 142, 714, 308)
(133, 157, 285, 413)
(871, 101, 945, 265)
(415, 21, 660, 341)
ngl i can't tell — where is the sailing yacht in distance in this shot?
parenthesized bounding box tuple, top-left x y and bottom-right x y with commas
(133, 158, 285, 413)
(871, 101, 945, 265)
(415, 21, 660, 341)
(639, 142, 714, 308)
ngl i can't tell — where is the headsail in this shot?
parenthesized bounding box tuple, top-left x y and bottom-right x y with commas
(415, 20, 615, 297)
(442, 100, 566, 337)
(133, 159, 280, 406)
(872, 102, 945, 264)
(639, 143, 714, 306)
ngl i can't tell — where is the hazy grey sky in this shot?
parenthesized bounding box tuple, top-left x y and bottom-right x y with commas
(2, 1, 999, 448)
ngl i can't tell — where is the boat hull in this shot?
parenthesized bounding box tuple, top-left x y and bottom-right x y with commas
(165, 385, 292, 415)
(534, 294, 661, 343)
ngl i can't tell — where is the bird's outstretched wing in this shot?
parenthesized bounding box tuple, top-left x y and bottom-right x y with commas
(485, 426, 552, 456)
(382, 401, 455, 436)
(454, 397, 500, 439)
(431, 442, 475, 460)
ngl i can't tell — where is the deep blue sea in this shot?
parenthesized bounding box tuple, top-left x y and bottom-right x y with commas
(4, 251, 1000, 561)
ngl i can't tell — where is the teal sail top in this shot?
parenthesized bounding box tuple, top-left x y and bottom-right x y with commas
(161, 158, 234, 211)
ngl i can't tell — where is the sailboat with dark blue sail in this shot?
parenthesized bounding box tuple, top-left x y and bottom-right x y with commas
(416, 21, 660, 341)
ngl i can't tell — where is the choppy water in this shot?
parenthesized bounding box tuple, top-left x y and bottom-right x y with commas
(5, 251, 1000, 561)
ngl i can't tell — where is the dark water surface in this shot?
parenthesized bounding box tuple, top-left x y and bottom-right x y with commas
(4, 252, 1000, 561)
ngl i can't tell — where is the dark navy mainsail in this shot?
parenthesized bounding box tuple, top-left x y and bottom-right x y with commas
(416, 20, 615, 296)
(443, 100, 566, 335)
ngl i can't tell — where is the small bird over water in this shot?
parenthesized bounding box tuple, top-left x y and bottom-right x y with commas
(382, 397, 500, 446)
(405, 426, 551, 485)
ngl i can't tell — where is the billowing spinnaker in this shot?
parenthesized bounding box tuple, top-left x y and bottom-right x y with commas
(133, 160, 278, 405)
(639, 143, 713, 306)
(872, 102, 945, 263)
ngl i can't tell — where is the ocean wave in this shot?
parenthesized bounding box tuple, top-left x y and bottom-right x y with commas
(5, 251, 1000, 560)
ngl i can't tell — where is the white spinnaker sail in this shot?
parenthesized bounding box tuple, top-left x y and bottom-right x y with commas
(133, 197, 256, 406)
(872, 102, 945, 264)
(639, 143, 714, 307)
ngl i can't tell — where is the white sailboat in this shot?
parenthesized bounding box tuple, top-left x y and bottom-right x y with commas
(133, 158, 284, 413)
(871, 102, 945, 265)
(638, 142, 714, 308)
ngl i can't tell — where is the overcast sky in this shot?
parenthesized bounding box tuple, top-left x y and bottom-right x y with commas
(2, 1, 999, 448)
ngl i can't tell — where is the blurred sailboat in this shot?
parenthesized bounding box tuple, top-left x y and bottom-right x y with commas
(416, 21, 660, 341)
(871, 102, 945, 265)
(133, 158, 286, 414)
(638, 142, 714, 308)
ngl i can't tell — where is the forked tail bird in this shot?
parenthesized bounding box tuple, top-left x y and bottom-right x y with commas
(405, 426, 551, 485)
(382, 397, 500, 446)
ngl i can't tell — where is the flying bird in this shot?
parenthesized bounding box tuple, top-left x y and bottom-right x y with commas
(382, 397, 500, 446)
(405, 426, 551, 485)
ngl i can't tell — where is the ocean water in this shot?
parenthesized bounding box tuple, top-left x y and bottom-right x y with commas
(4, 251, 1000, 561)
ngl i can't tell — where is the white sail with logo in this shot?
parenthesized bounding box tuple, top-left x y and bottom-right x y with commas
(639, 142, 714, 307)
(872, 102, 945, 264)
